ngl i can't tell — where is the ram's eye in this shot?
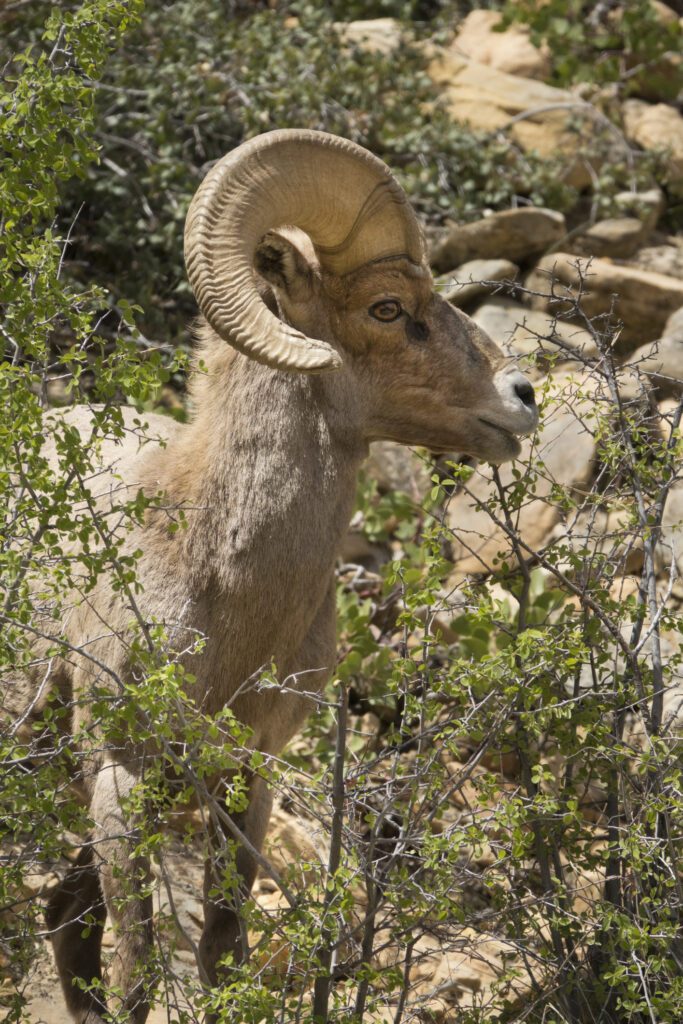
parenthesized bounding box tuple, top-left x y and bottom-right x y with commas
(369, 300, 402, 323)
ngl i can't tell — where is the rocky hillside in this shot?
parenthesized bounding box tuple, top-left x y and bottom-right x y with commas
(5, 4, 683, 1023)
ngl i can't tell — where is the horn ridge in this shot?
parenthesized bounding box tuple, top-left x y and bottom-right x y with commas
(184, 129, 425, 373)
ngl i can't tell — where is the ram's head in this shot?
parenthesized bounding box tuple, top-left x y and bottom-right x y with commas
(185, 130, 538, 463)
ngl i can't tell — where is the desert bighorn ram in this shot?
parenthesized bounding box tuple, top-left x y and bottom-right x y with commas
(17, 130, 538, 1022)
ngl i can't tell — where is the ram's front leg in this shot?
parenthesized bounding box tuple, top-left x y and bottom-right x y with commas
(199, 772, 273, 1022)
(91, 757, 155, 1024)
(199, 579, 337, 1017)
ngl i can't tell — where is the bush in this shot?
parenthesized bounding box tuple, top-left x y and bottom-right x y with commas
(2, 3, 682, 1023)
(3, 0, 582, 348)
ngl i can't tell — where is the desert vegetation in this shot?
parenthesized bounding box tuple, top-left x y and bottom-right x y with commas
(1, 2, 682, 1023)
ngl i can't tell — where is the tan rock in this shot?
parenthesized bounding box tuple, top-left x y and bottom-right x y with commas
(263, 806, 326, 885)
(571, 217, 648, 259)
(628, 242, 683, 280)
(451, 9, 550, 80)
(613, 187, 664, 232)
(427, 930, 532, 1008)
(335, 18, 404, 55)
(365, 440, 432, 498)
(663, 304, 683, 339)
(650, 1, 679, 24)
(661, 479, 683, 581)
(447, 371, 597, 574)
(436, 258, 518, 307)
(472, 296, 597, 360)
(525, 253, 683, 349)
(431, 208, 566, 273)
(622, 629, 683, 745)
(627, 335, 683, 396)
(622, 99, 683, 196)
(427, 51, 598, 187)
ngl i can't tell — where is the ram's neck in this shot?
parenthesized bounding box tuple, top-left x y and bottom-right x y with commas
(153, 336, 367, 602)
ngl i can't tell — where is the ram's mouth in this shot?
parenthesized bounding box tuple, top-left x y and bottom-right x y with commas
(478, 417, 517, 441)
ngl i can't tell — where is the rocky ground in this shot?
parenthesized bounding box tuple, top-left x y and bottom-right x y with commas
(8, 4, 683, 1021)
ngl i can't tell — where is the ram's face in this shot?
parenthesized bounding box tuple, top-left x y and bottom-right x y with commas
(324, 258, 538, 464)
(254, 229, 537, 465)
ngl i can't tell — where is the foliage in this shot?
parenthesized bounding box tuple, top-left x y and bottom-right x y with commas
(2, 0, 582, 347)
(500, 0, 682, 91)
(2, 2, 683, 1024)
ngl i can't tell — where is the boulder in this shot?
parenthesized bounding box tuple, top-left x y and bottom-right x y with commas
(525, 253, 683, 349)
(613, 187, 664, 232)
(628, 242, 683, 280)
(627, 335, 683, 396)
(661, 479, 683, 581)
(262, 806, 327, 885)
(447, 371, 597, 574)
(663, 305, 683, 339)
(431, 208, 566, 273)
(335, 18, 404, 55)
(622, 100, 683, 196)
(426, 51, 600, 188)
(472, 297, 597, 360)
(624, 2, 683, 103)
(365, 440, 432, 498)
(436, 258, 518, 307)
(570, 217, 648, 259)
(450, 9, 550, 80)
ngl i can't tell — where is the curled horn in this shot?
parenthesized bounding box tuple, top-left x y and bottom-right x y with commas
(184, 129, 425, 373)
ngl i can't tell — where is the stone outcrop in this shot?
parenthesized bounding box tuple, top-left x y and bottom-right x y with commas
(613, 187, 664, 232)
(450, 9, 550, 80)
(622, 99, 683, 197)
(427, 51, 599, 187)
(525, 253, 683, 348)
(335, 17, 404, 55)
(627, 335, 683, 397)
(447, 372, 597, 575)
(472, 297, 597, 360)
(431, 208, 566, 273)
(570, 217, 649, 259)
(436, 258, 518, 307)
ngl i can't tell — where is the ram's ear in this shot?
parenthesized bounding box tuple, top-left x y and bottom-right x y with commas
(254, 228, 318, 304)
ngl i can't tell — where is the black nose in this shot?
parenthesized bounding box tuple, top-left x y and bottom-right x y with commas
(515, 380, 536, 407)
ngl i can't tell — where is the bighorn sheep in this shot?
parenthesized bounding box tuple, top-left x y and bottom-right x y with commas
(15, 130, 538, 1022)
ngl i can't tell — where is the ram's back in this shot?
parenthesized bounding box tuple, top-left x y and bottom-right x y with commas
(3, 405, 182, 742)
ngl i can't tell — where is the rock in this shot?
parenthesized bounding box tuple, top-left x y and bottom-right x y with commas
(431, 208, 566, 273)
(339, 529, 389, 573)
(622, 629, 683, 746)
(447, 372, 597, 574)
(335, 18, 403, 55)
(450, 9, 550, 80)
(570, 217, 648, 259)
(365, 440, 432, 498)
(650, 0, 679, 24)
(525, 253, 683, 349)
(472, 297, 597, 360)
(627, 335, 683, 396)
(628, 242, 683, 280)
(613, 187, 665, 232)
(663, 305, 683, 339)
(622, 100, 683, 197)
(660, 479, 683, 581)
(436, 258, 518, 307)
(427, 51, 599, 188)
(263, 806, 327, 885)
(426, 930, 531, 1008)
(550, 507, 644, 578)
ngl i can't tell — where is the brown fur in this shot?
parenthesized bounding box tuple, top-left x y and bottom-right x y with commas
(11, 232, 536, 1022)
